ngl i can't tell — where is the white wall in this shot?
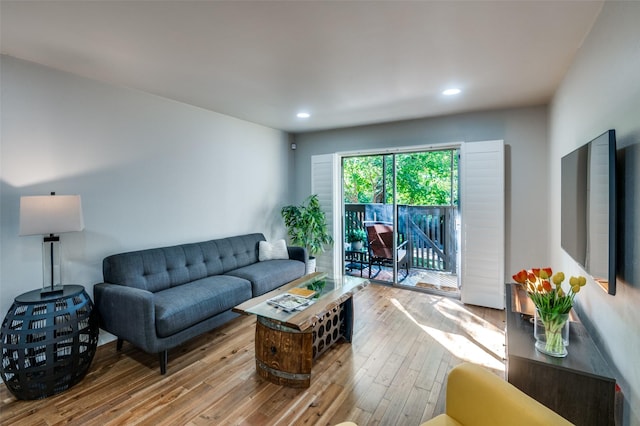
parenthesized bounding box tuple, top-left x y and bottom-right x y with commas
(549, 2, 640, 425)
(292, 106, 549, 281)
(0, 56, 294, 342)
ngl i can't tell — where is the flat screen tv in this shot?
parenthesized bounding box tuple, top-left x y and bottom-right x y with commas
(561, 129, 616, 295)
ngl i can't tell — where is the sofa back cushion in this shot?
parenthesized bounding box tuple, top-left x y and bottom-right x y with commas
(103, 233, 266, 292)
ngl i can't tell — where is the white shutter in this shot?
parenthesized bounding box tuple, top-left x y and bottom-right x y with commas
(460, 140, 505, 309)
(311, 154, 341, 278)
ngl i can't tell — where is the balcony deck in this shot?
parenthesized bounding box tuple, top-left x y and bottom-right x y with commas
(344, 203, 459, 295)
(345, 264, 459, 295)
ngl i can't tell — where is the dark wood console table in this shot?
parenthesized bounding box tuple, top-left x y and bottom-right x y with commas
(505, 284, 616, 426)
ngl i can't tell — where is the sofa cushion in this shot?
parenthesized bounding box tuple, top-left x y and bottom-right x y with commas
(258, 239, 289, 261)
(225, 259, 306, 296)
(214, 233, 264, 272)
(103, 233, 266, 292)
(154, 275, 251, 337)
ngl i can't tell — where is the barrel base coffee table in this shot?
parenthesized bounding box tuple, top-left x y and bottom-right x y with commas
(233, 272, 368, 388)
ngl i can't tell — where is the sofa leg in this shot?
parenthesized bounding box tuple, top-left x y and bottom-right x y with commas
(159, 350, 168, 375)
(116, 338, 123, 351)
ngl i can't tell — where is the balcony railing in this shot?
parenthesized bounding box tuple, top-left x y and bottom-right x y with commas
(344, 203, 458, 273)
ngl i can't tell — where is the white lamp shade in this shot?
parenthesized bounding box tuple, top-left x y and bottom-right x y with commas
(19, 195, 85, 236)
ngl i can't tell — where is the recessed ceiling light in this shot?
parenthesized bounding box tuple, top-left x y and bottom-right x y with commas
(297, 112, 311, 119)
(442, 88, 461, 96)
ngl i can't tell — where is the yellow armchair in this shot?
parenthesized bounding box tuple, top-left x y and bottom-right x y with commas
(421, 363, 573, 426)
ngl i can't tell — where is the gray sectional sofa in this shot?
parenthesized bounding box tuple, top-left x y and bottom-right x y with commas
(94, 233, 307, 374)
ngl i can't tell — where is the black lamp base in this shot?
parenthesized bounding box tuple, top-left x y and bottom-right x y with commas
(40, 285, 64, 297)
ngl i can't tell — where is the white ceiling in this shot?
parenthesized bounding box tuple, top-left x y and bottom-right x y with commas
(1, 1, 604, 133)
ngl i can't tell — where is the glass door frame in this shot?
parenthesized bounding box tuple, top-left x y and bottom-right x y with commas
(341, 152, 400, 284)
(341, 144, 461, 286)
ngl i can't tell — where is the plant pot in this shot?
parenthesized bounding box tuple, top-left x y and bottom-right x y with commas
(306, 257, 316, 275)
(534, 309, 570, 357)
(352, 241, 363, 251)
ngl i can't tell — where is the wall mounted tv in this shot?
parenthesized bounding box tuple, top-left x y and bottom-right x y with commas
(561, 129, 616, 295)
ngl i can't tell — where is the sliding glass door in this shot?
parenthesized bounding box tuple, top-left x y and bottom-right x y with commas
(343, 154, 397, 283)
(343, 149, 459, 290)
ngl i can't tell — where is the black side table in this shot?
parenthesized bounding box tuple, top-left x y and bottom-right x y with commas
(345, 248, 368, 277)
(0, 285, 99, 400)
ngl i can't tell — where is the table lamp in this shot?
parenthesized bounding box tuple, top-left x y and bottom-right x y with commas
(19, 192, 84, 296)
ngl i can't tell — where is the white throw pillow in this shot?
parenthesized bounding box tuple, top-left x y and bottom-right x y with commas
(259, 239, 289, 261)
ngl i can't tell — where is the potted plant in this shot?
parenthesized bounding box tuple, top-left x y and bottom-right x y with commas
(347, 228, 367, 251)
(281, 194, 333, 274)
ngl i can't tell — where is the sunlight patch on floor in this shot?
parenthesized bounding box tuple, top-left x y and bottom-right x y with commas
(390, 297, 505, 372)
(433, 297, 505, 361)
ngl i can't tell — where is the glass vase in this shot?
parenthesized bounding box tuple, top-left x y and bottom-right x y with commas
(534, 309, 569, 357)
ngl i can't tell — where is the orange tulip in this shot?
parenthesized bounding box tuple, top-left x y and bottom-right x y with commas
(512, 270, 528, 284)
(513, 267, 587, 315)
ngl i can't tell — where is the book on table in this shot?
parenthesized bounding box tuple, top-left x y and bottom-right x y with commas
(287, 287, 316, 298)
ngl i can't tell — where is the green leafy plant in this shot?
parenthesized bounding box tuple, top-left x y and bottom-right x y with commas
(281, 195, 333, 258)
(346, 228, 367, 243)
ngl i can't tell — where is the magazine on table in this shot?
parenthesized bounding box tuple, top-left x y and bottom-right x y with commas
(267, 293, 315, 313)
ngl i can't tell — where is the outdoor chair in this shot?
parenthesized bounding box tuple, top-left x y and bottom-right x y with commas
(365, 222, 409, 280)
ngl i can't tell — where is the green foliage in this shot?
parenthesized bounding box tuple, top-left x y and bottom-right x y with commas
(346, 228, 367, 243)
(342, 156, 384, 203)
(343, 150, 458, 206)
(281, 195, 333, 257)
(396, 151, 458, 205)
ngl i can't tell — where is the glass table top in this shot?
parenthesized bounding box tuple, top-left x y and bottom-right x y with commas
(233, 272, 368, 331)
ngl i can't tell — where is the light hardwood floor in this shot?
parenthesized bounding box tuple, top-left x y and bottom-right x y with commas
(0, 284, 505, 426)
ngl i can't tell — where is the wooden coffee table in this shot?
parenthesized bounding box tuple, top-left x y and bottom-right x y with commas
(233, 272, 368, 388)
